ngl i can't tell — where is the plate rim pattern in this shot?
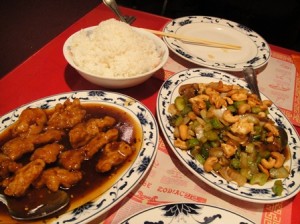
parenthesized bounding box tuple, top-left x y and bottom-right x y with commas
(120, 202, 255, 223)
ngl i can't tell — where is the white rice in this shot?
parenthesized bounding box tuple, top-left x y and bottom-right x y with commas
(69, 19, 162, 77)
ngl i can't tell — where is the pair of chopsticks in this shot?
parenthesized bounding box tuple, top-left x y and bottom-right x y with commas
(144, 29, 241, 50)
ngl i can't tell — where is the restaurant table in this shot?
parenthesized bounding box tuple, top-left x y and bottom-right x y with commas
(0, 3, 300, 224)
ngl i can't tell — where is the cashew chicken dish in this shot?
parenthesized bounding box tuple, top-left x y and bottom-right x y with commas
(0, 98, 141, 200)
(168, 81, 289, 196)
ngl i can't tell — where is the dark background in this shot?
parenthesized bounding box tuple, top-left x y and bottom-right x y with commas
(119, 0, 300, 51)
(1, 0, 300, 78)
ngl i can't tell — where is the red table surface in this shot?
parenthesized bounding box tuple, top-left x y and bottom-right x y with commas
(0, 3, 299, 223)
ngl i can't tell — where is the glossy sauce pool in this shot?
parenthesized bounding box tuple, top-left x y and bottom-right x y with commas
(0, 103, 143, 222)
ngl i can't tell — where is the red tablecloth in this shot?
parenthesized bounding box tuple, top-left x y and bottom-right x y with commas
(0, 3, 299, 224)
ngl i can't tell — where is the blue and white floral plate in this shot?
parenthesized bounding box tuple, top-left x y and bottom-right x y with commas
(120, 202, 254, 224)
(163, 16, 270, 72)
(156, 68, 300, 203)
(0, 90, 158, 223)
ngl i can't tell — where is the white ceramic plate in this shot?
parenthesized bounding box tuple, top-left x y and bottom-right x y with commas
(156, 68, 300, 203)
(120, 202, 254, 224)
(0, 91, 158, 223)
(163, 16, 270, 72)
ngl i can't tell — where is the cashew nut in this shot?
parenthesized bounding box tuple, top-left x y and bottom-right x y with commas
(262, 100, 272, 107)
(203, 156, 218, 172)
(222, 110, 240, 123)
(264, 123, 279, 136)
(174, 138, 188, 150)
(238, 103, 251, 114)
(188, 111, 197, 120)
(189, 94, 210, 102)
(226, 131, 248, 144)
(189, 94, 210, 114)
(247, 95, 261, 107)
(258, 164, 270, 178)
(224, 96, 233, 105)
(261, 157, 276, 169)
(266, 135, 274, 143)
(210, 81, 233, 92)
(179, 124, 189, 140)
(205, 87, 218, 96)
(259, 104, 268, 110)
(210, 94, 227, 109)
(218, 156, 230, 166)
(258, 112, 266, 118)
(231, 92, 248, 101)
(259, 99, 273, 111)
(226, 89, 239, 97)
(271, 152, 285, 168)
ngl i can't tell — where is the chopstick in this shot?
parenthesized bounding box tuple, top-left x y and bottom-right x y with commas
(144, 29, 241, 50)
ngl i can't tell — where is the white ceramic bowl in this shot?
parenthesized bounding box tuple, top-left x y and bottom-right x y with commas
(63, 26, 169, 89)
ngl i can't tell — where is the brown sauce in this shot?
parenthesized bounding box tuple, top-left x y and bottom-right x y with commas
(0, 103, 142, 223)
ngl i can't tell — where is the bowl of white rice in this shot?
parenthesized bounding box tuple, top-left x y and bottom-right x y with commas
(63, 19, 169, 89)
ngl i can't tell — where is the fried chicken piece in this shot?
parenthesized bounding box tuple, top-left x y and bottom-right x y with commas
(47, 98, 86, 130)
(11, 108, 47, 137)
(59, 128, 119, 170)
(30, 143, 64, 164)
(2, 137, 34, 160)
(69, 116, 116, 148)
(83, 128, 119, 159)
(34, 167, 82, 192)
(59, 149, 85, 170)
(3, 159, 45, 197)
(0, 153, 22, 180)
(96, 141, 133, 173)
(31, 129, 65, 145)
(1, 130, 64, 161)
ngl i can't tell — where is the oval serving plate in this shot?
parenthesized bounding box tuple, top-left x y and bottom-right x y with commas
(163, 16, 270, 72)
(120, 202, 254, 224)
(156, 68, 300, 203)
(0, 90, 158, 223)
